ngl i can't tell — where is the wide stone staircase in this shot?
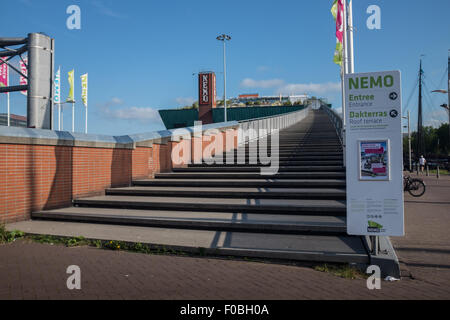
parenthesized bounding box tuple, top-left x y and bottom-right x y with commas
(32, 109, 370, 264)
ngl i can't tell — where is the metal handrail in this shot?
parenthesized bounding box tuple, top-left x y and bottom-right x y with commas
(321, 105, 343, 145)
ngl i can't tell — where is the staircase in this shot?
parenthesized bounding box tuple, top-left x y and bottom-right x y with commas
(32, 109, 370, 264)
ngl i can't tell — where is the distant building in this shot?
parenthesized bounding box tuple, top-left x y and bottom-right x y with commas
(238, 94, 259, 99)
(231, 94, 308, 106)
(0, 114, 27, 127)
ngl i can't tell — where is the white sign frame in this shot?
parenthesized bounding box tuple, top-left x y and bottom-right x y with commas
(345, 70, 404, 237)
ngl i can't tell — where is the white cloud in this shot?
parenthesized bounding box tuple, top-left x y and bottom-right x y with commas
(277, 82, 341, 95)
(424, 109, 448, 128)
(240, 78, 284, 89)
(98, 98, 161, 124)
(175, 97, 196, 106)
(240, 78, 340, 95)
(110, 97, 124, 105)
(256, 66, 270, 72)
(107, 107, 160, 123)
(92, 1, 127, 18)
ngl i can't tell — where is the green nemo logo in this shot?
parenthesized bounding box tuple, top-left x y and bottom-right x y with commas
(368, 221, 383, 229)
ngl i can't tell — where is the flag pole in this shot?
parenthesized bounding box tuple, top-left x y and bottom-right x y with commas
(85, 74, 88, 134)
(7, 64, 10, 127)
(341, 0, 348, 167)
(58, 66, 61, 131)
(85, 102, 88, 134)
(347, 0, 354, 74)
(72, 101, 75, 132)
(72, 71, 75, 133)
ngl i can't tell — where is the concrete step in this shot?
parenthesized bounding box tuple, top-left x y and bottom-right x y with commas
(6, 220, 369, 264)
(73, 195, 346, 216)
(239, 145, 342, 150)
(177, 166, 345, 173)
(216, 155, 343, 161)
(187, 160, 344, 167)
(154, 172, 346, 180)
(227, 151, 343, 156)
(106, 186, 346, 199)
(32, 207, 347, 235)
(133, 178, 346, 188)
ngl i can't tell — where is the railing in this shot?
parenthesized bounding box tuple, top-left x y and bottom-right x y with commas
(237, 106, 310, 145)
(321, 104, 343, 144)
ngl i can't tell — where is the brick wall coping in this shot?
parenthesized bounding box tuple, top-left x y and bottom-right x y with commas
(0, 121, 240, 149)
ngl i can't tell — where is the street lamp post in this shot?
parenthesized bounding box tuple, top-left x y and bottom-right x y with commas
(403, 111, 412, 172)
(440, 103, 450, 144)
(216, 34, 231, 122)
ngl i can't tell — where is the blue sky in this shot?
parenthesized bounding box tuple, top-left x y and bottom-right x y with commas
(1, 0, 449, 135)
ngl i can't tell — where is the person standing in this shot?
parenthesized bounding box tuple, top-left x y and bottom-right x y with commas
(419, 155, 426, 174)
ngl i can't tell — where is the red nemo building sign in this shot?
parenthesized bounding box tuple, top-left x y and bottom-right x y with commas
(198, 72, 216, 107)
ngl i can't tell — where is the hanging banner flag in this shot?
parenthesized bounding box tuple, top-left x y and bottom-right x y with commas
(331, 0, 344, 66)
(0, 58, 8, 89)
(67, 69, 74, 102)
(54, 68, 61, 104)
(80, 73, 88, 107)
(19, 57, 28, 96)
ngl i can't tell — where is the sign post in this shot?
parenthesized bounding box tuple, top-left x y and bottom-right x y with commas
(345, 70, 404, 236)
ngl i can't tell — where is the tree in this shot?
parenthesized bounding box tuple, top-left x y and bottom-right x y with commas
(404, 123, 450, 160)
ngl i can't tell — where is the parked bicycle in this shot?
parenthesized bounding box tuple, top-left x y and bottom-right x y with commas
(403, 176, 426, 197)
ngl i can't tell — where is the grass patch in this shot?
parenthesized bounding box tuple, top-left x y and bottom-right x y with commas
(0, 225, 25, 244)
(29, 234, 90, 247)
(427, 169, 449, 175)
(21, 234, 186, 257)
(314, 263, 367, 280)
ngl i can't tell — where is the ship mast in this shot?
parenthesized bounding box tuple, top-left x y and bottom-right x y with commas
(416, 60, 425, 158)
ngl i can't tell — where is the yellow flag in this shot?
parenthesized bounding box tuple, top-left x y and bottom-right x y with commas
(81, 73, 88, 107)
(67, 70, 74, 102)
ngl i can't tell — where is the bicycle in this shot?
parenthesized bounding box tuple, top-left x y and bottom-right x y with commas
(403, 176, 426, 197)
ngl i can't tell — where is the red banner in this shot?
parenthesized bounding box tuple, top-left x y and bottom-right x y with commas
(0, 58, 8, 89)
(336, 0, 344, 44)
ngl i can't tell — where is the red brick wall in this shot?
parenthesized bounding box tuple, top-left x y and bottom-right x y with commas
(0, 144, 151, 224)
(0, 127, 238, 224)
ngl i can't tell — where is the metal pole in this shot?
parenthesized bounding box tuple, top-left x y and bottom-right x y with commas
(58, 104, 61, 130)
(27, 33, 53, 129)
(7, 64, 10, 126)
(50, 38, 55, 130)
(347, 0, 354, 74)
(341, 0, 349, 167)
(223, 40, 227, 122)
(343, 0, 348, 75)
(408, 111, 412, 172)
(72, 102, 75, 132)
(85, 104, 88, 134)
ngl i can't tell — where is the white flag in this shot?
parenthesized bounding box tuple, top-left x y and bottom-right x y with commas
(81, 73, 88, 107)
(19, 57, 28, 96)
(54, 68, 61, 103)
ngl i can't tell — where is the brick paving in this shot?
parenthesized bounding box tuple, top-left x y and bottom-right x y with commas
(0, 174, 449, 300)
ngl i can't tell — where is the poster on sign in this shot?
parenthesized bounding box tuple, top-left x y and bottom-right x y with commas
(358, 140, 389, 181)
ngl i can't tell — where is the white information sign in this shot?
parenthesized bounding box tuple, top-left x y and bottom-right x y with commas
(345, 70, 404, 236)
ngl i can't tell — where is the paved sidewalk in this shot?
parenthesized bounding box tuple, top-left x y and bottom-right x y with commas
(0, 239, 449, 300)
(391, 174, 450, 287)
(0, 174, 449, 300)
